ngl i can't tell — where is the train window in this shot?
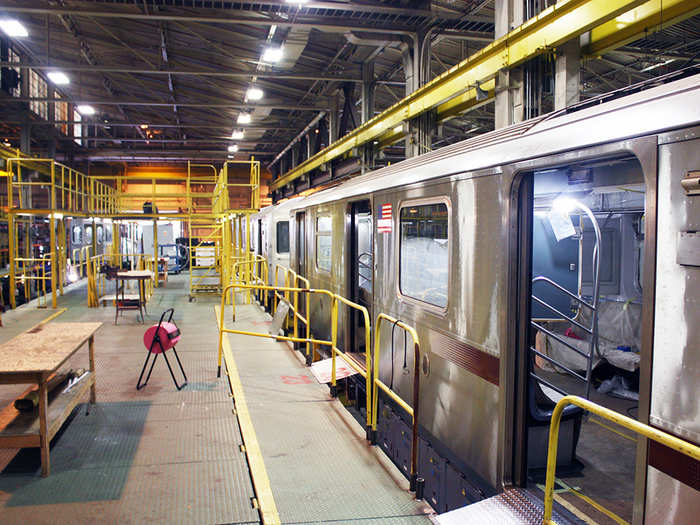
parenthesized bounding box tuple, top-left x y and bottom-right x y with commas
(85, 225, 93, 245)
(316, 215, 332, 272)
(106, 225, 113, 243)
(72, 226, 82, 244)
(276, 221, 289, 254)
(96, 225, 104, 244)
(399, 202, 449, 308)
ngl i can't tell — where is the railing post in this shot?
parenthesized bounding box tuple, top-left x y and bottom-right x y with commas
(330, 295, 339, 397)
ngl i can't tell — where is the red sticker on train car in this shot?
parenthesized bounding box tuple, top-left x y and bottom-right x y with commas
(377, 203, 392, 233)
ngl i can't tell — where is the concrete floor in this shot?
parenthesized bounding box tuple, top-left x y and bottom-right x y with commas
(0, 275, 431, 525)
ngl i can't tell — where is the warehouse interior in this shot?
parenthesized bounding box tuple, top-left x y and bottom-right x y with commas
(0, 1, 698, 525)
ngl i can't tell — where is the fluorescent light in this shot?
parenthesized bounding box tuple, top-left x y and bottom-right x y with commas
(0, 19, 28, 38)
(231, 129, 244, 140)
(140, 124, 149, 129)
(262, 46, 283, 63)
(246, 87, 264, 101)
(77, 105, 95, 116)
(640, 59, 676, 73)
(393, 125, 403, 134)
(237, 112, 251, 124)
(286, 0, 310, 4)
(551, 196, 578, 215)
(228, 144, 239, 153)
(47, 71, 70, 85)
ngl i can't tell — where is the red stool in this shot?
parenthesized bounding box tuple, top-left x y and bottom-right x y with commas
(137, 308, 188, 390)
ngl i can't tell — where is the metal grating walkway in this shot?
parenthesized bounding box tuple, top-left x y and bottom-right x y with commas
(221, 304, 434, 524)
(0, 276, 259, 525)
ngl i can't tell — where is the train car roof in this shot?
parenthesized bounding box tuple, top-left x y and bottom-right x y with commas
(288, 71, 700, 212)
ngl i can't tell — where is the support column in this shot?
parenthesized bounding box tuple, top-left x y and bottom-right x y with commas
(405, 30, 433, 158)
(361, 61, 376, 173)
(554, 39, 581, 111)
(495, 0, 525, 129)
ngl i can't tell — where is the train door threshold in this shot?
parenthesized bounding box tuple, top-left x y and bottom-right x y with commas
(431, 488, 582, 525)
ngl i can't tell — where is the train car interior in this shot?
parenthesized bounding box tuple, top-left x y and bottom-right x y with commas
(347, 200, 372, 354)
(520, 154, 647, 522)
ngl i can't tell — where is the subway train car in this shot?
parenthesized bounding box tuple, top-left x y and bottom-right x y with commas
(252, 198, 299, 286)
(256, 70, 700, 523)
(67, 217, 112, 262)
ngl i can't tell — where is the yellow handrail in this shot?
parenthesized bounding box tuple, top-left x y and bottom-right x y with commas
(372, 313, 422, 490)
(543, 395, 700, 525)
(216, 282, 372, 428)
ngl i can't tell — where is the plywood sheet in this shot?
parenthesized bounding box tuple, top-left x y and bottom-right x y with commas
(0, 322, 102, 374)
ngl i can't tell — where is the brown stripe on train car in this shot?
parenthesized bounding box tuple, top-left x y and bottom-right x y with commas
(648, 438, 700, 491)
(429, 330, 500, 386)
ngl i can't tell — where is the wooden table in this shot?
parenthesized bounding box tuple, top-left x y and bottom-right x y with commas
(115, 270, 154, 324)
(0, 321, 102, 477)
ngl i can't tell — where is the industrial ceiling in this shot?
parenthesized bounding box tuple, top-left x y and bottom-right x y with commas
(0, 1, 698, 179)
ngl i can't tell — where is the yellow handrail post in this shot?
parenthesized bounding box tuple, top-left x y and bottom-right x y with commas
(330, 295, 339, 396)
(542, 395, 700, 525)
(153, 218, 159, 288)
(8, 212, 15, 309)
(50, 161, 57, 309)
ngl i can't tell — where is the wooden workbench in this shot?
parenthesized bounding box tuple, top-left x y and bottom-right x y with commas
(0, 321, 102, 476)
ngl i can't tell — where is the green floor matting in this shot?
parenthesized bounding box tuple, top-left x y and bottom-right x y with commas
(0, 402, 149, 506)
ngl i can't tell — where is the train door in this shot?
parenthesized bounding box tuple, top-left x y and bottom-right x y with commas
(513, 154, 649, 523)
(348, 200, 372, 353)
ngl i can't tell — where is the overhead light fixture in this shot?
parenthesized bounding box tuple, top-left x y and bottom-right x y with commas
(227, 154, 235, 159)
(47, 71, 70, 85)
(237, 112, 251, 124)
(231, 129, 244, 140)
(0, 19, 28, 38)
(228, 144, 239, 153)
(140, 124, 149, 129)
(286, 0, 310, 4)
(77, 105, 95, 116)
(262, 46, 283, 63)
(246, 87, 264, 101)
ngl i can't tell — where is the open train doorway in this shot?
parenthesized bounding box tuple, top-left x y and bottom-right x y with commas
(348, 200, 372, 354)
(514, 155, 648, 524)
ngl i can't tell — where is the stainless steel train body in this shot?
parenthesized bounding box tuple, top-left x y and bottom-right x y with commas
(252, 199, 296, 286)
(67, 217, 112, 261)
(255, 73, 700, 523)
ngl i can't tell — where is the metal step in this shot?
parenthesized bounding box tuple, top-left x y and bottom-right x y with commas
(431, 488, 580, 525)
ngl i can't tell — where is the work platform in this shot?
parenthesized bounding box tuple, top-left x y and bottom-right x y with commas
(0, 275, 433, 524)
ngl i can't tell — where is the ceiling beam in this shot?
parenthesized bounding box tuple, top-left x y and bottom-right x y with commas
(3, 6, 424, 34)
(25, 121, 295, 130)
(1, 97, 328, 110)
(270, 0, 650, 191)
(48, 0, 447, 19)
(0, 62, 381, 83)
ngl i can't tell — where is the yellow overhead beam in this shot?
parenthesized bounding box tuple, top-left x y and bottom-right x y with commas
(436, 79, 496, 121)
(584, 0, 700, 57)
(271, 0, 649, 191)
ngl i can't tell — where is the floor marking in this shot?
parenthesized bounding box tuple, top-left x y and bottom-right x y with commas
(28, 307, 68, 331)
(215, 305, 281, 525)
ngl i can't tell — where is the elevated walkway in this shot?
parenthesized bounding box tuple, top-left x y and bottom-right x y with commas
(218, 303, 433, 524)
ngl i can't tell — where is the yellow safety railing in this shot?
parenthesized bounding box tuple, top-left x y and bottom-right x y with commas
(371, 314, 422, 490)
(216, 283, 373, 428)
(86, 253, 156, 307)
(543, 395, 700, 525)
(6, 158, 117, 215)
(231, 254, 268, 305)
